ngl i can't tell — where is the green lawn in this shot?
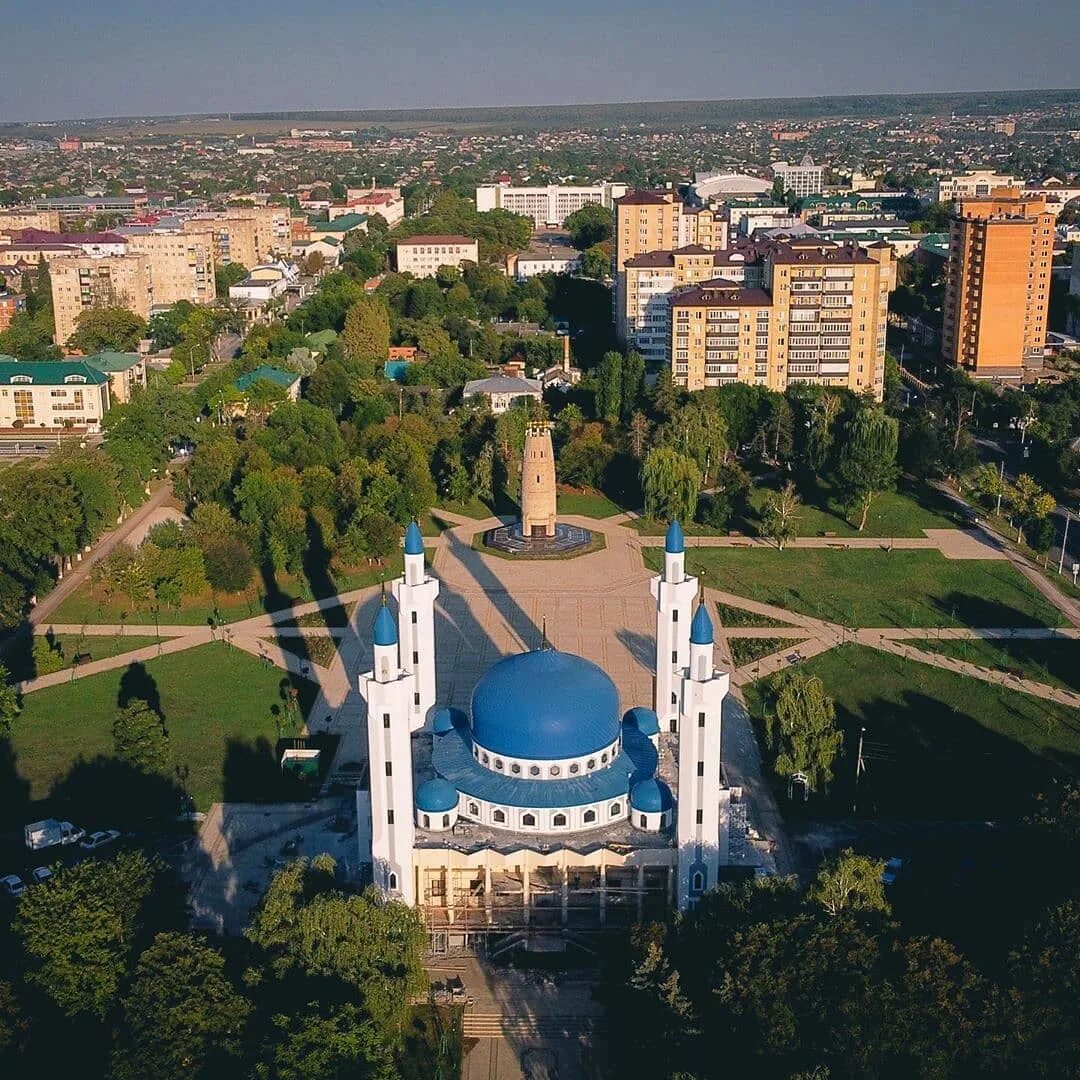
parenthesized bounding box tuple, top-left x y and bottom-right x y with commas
(399, 1006, 463, 1080)
(433, 495, 494, 520)
(744, 644, 1080, 820)
(715, 601, 795, 629)
(48, 556, 401, 627)
(729, 637, 793, 666)
(643, 548, 1066, 629)
(270, 633, 339, 669)
(556, 485, 626, 518)
(5, 633, 162, 682)
(7, 643, 319, 821)
(911, 636, 1080, 694)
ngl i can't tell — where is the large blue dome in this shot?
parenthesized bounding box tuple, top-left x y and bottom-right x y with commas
(470, 649, 621, 760)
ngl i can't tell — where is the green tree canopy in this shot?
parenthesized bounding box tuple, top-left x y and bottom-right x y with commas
(112, 698, 169, 773)
(835, 407, 899, 531)
(765, 673, 842, 795)
(67, 306, 147, 353)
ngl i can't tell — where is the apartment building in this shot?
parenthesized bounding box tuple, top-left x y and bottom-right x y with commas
(941, 188, 1053, 380)
(618, 243, 766, 362)
(770, 155, 824, 198)
(0, 209, 61, 232)
(333, 188, 405, 226)
(0, 359, 112, 431)
(181, 206, 289, 267)
(668, 239, 893, 399)
(0, 291, 26, 331)
(50, 255, 151, 347)
(120, 231, 215, 306)
(934, 171, 1020, 205)
(614, 191, 682, 272)
(395, 235, 478, 278)
(476, 182, 628, 227)
(678, 206, 728, 250)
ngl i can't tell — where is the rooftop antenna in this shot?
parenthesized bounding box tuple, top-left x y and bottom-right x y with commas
(540, 616, 549, 651)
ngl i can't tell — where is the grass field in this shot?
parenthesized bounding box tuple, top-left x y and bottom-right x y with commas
(5, 633, 162, 682)
(743, 644, 1080, 820)
(433, 495, 494, 520)
(729, 637, 794, 666)
(6, 643, 319, 821)
(911, 636, 1080, 694)
(48, 556, 400, 627)
(715, 601, 794, 629)
(642, 548, 1066, 629)
(556, 485, 626, 518)
(270, 633, 339, 669)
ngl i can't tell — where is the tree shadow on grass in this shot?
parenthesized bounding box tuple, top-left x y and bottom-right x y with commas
(49, 755, 187, 828)
(934, 590, 1049, 630)
(117, 661, 164, 719)
(0, 737, 31, 832)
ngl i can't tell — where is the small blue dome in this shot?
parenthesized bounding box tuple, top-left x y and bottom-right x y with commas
(432, 707, 466, 735)
(416, 778, 458, 813)
(630, 778, 673, 813)
(665, 520, 685, 554)
(690, 601, 714, 645)
(623, 706, 661, 737)
(404, 521, 424, 556)
(373, 605, 397, 646)
(471, 649, 620, 760)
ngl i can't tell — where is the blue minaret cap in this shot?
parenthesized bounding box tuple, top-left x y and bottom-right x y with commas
(404, 521, 424, 555)
(373, 604, 398, 646)
(690, 600, 714, 645)
(665, 520, 685, 554)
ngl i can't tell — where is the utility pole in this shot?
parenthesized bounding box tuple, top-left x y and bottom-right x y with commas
(995, 458, 1006, 516)
(1059, 510, 1073, 576)
(852, 727, 866, 815)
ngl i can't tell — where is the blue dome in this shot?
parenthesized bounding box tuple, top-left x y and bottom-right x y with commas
(623, 706, 661, 737)
(373, 605, 397, 646)
(630, 778, 673, 813)
(416, 778, 458, 813)
(404, 521, 424, 555)
(665, 520, 685, 554)
(690, 601, 714, 645)
(470, 649, 620, 760)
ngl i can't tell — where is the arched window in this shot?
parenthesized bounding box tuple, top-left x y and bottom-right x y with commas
(511, 763, 521, 774)
(493, 809, 506, 824)
(481, 753, 489, 765)
(552, 813, 567, 827)
(583, 809, 596, 824)
(530, 765, 541, 777)
(569, 763, 579, 775)
(423, 814, 430, 828)
(468, 802, 479, 816)
(549, 765, 560, 777)
(609, 803, 621, 817)
(388, 872, 397, 890)
(522, 813, 536, 827)
(494, 759, 504, 771)
(670, 719, 678, 733)
(442, 814, 450, 828)
(640, 814, 647, 828)
(587, 759, 596, 771)
(601, 753, 608, 764)
(692, 871, 704, 893)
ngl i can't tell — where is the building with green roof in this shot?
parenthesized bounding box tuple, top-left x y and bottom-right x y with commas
(82, 351, 147, 403)
(0, 357, 112, 432)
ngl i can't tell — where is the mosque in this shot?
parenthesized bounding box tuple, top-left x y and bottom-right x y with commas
(357, 441, 740, 950)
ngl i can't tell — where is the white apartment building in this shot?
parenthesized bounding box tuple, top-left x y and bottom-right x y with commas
(934, 171, 1020, 204)
(770, 155, 825, 198)
(476, 182, 628, 227)
(395, 235, 478, 278)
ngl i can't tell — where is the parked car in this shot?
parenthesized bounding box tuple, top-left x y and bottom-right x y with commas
(31, 867, 54, 884)
(881, 856, 905, 885)
(1, 874, 27, 898)
(79, 829, 121, 851)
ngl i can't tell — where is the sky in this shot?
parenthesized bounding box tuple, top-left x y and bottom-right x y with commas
(1, 0, 1078, 122)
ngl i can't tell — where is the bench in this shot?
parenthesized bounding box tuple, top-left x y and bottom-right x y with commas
(72, 652, 92, 665)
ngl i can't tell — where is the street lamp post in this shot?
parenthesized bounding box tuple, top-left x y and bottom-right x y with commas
(1059, 510, 1074, 576)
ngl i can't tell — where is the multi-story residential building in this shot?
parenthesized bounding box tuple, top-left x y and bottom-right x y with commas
(677, 206, 728, 250)
(668, 239, 893, 399)
(770, 155, 824, 198)
(83, 351, 147, 403)
(618, 243, 766, 362)
(934, 171, 1020, 205)
(476, 182, 628, 227)
(1, 229, 127, 257)
(0, 358, 112, 431)
(120, 230, 215, 307)
(333, 188, 405, 226)
(395, 235, 478, 278)
(941, 188, 1053, 380)
(50, 255, 151, 347)
(0, 209, 61, 232)
(614, 191, 682, 272)
(728, 201, 800, 237)
(0, 291, 26, 331)
(181, 206, 289, 267)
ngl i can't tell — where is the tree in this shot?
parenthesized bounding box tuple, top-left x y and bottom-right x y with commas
(202, 536, 254, 592)
(15, 851, 161, 1018)
(1007, 474, 1055, 544)
(628, 411, 651, 460)
(564, 203, 614, 249)
(804, 393, 842, 472)
(111, 932, 251, 1080)
(359, 512, 398, 564)
(0, 663, 19, 737)
(621, 351, 646, 420)
(67, 306, 147, 353)
(808, 849, 889, 917)
(595, 350, 623, 422)
(578, 243, 610, 279)
(642, 446, 700, 523)
(771, 175, 788, 202)
(765, 673, 842, 795)
(341, 296, 390, 376)
(559, 423, 614, 488)
(214, 262, 248, 298)
(761, 481, 801, 550)
(32, 635, 64, 676)
(113, 699, 169, 773)
(835, 408, 899, 531)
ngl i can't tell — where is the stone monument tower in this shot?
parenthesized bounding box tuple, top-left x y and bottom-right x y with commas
(520, 422, 556, 539)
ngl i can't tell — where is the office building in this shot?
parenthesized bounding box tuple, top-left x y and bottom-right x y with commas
(395, 235, 478, 278)
(770, 155, 824, 198)
(0, 358, 112, 431)
(476, 182, 627, 228)
(935, 171, 1020, 205)
(50, 255, 151, 347)
(669, 239, 893, 399)
(941, 188, 1053, 380)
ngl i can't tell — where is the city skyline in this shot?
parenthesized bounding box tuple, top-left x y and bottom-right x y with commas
(1, 0, 1078, 122)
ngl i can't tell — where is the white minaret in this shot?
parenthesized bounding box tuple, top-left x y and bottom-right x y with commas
(649, 521, 698, 731)
(391, 521, 439, 731)
(676, 599, 731, 911)
(358, 600, 417, 905)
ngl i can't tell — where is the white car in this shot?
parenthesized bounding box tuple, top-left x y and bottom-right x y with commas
(79, 829, 121, 851)
(31, 867, 54, 884)
(1, 874, 27, 898)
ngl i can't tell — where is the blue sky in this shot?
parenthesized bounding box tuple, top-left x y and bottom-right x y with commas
(1, 0, 1077, 122)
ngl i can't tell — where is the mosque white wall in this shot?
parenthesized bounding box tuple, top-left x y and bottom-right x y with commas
(393, 549, 439, 731)
(650, 551, 698, 730)
(454, 793, 629, 833)
(468, 738, 623, 781)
